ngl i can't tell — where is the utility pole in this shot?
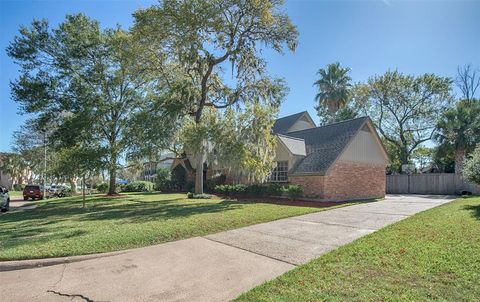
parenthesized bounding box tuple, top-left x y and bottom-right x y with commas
(43, 130, 47, 199)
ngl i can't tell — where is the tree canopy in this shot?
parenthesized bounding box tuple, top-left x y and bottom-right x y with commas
(7, 14, 176, 194)
(358, 70, 452, 167)
(132, 0, 298, 193)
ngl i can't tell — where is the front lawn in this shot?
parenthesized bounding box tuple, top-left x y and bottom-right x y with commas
(0, 192, 343, 261)
(235, 196, 480, 301)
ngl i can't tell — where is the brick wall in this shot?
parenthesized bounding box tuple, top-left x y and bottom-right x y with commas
(288, 160, 386, 201)
(289, 175, 325, 198)
(323, 160, 386, 201)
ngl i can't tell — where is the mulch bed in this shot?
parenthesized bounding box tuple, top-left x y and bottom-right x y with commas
(219, 195, 347, 208)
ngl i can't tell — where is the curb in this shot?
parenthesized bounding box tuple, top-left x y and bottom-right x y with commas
(0, 250, 127, 272)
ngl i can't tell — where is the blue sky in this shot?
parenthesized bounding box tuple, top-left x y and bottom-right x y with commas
(1, 0, 479, 152)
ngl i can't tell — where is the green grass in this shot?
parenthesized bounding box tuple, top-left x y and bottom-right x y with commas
(235, 196, 480, 302)
(0, 192, 345, 261)
(8, 191, 23, 198)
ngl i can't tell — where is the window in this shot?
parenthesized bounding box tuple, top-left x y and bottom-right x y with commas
(269, 161, 288, 182)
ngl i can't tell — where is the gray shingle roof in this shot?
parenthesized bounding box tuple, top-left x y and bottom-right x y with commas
(272, 111, 308, 134)
(284, 117, 370, 175)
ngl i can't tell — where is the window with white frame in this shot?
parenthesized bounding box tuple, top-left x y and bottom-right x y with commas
(269, 161, 288, 182)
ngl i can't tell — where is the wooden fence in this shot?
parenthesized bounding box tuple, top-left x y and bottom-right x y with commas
(386, 173, 480, 195)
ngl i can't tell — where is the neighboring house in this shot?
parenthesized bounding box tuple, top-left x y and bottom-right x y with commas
(141, 153, 175, 181)
(171, 111, 390, 201)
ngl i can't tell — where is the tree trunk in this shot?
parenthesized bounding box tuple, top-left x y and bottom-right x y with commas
(108, 148, 118, 195)
(455, 149, 466, 174)
(82, 175, 86, 208)
(108, 168, 117, 195)
(69, 177, 77, 194)
(194, 153, 204, 195)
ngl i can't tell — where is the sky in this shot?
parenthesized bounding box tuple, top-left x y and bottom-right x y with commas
(0, 0, 479, 152)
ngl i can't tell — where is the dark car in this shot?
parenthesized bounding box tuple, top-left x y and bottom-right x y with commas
(23, 185, 44, 200)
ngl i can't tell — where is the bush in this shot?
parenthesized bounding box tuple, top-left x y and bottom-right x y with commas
(463, 145, 480, 185)
(186, 192, 212, 199)
(205, 174, 227, 192)
(13, 183, 25, 191)
(121, 181, 154, 192)
(171, 165, 187, 190)
(186, 181, 195, 192)
(214, 183, 304, 199)
(155, 168, 172, 191)
(96, 183, 109, 193)
(282, 185, 303, 199)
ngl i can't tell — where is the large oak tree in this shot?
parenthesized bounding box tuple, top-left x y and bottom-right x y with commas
(7, 14, 169, 195)
(133, 0, 298, 193)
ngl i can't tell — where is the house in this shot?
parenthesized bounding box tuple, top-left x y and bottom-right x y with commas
(270, 111, 389, 200)
(140, 153, 176, 181)
(171, 111, 389, 201)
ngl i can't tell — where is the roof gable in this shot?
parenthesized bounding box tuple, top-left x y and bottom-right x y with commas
(272, 111, 315, 134)
(286, 117, 374, 175)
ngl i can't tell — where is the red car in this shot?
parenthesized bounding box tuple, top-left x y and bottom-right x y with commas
(23, 185, 44, 200)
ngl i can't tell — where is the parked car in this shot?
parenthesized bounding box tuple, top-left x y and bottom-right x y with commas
(0, 187, 10, 212)
(23, 185, 44, 200)
(48, 184, 62, 194)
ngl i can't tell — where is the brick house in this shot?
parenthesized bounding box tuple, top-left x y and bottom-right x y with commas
(270, 111, 390, 201)
(171, 111, 389, 201)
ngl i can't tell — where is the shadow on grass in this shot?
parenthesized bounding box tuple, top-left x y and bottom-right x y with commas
(464, 204, 480, 220)
(0, 195, 254, 253)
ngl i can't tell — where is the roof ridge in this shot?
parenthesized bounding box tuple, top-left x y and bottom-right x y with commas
(275, 111, 307, 121)
(285, 116, 368, 134)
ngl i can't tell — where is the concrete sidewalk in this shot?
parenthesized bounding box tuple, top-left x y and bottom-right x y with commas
(0, 195, 454, 302)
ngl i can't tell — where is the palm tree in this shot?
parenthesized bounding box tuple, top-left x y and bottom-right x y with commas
(436, 99, 480, 174)
(314, 62, 352, 120)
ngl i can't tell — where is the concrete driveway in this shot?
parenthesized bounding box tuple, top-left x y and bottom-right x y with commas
(0, 194, 455, 302)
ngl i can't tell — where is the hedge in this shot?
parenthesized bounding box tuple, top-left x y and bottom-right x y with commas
(214, 183, 303, 198)
(121, 181, 154, 192)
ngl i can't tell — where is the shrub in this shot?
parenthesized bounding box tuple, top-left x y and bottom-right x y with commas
(463, 144, 480, 185)
(282, 185, 303, 199)
(122, 181, 154, 192)
(13, 183, 25, 191)
(96, 183, 109, 193)
(171, 165, 186, 190)
(155, 168, 172, 191)
(265, 183, 283, 196)
(205, 174, 227, 192)
(187, 192, 212, 199)
(186, 181, 195, 192)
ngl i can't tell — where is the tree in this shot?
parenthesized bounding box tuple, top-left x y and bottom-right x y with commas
(314, 62, 352, 124)
(133, 0, 298, 194)
(411, 146, 433, 171)
(50, 145, 106, 207)
(435, 99, 480, 174)
(463, 144, 480, 185)
(11, 120, 52, 186)
(358, 70, 452, 167)
(7, 14, 157, 195)
(0, 153, 28, 189)
(456, 64, 480, 102)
